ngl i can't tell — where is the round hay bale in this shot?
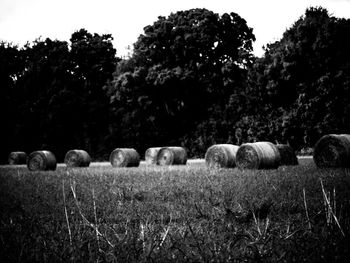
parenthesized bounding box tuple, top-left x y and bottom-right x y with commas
(156, 146, 187, 166)
(8, 151, 27, 165)
(109, 148, 140, 167)
(313, 134, 350, 168)
(27, 150, 57, 171)
(64, 149, 91, 167)
(276, 144, 298, 166)
(145, 147, 162, 165)
(205, 144, 239, 168)
(236, 142, 281, 170)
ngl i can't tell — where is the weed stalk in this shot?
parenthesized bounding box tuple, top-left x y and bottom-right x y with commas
(70, 179, 115, 248)
(303, 188, 312, 231)
(92, 188, 100, 251)
(319, 179, 345, 237)
(62, 179, 72, 246)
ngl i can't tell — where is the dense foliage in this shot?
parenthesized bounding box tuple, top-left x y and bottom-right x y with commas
(104, 8, 255, 155)
(246, 7, 350, 150)
(1, 7, 350, 162)
(1, 30, 117, 162)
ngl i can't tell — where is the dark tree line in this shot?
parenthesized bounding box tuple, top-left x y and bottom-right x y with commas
(246, 7, 350, 150)
(1, 7, 350, 163)
(1, 29, 117, 162)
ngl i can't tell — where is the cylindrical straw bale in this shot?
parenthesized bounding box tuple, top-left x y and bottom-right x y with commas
(313, 134, 350, 168)
(8, 151, 27, 165)
(205, 144, 239, 168)
(64, 149, 91, 167)
(27, 150, 57, 171)
(156, 146, 187, 166)
(276, 144, 298, 166)
(145, 147, 162, 165)
(236, 142, 281, 170)
(109, 148, 140, 167)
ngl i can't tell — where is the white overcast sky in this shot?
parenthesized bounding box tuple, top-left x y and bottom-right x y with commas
(0, 0, 349, 57)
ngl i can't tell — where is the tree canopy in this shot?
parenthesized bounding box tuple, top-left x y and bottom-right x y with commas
(0, 30, 117, 162)
(246, 7, 350, 149)
(105, 8, 256, 154)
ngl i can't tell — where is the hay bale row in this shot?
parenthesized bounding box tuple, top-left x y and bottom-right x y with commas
(14, 148, 140, 170)
(10, 142, 300, 171)
(144, 146, 187, 166)
(313, 134, 350, 168)
(8, 151, 27, 165)
(64, 149, 91, 167)
(205, 144, 239, 168)
(110, 148, 140, 167)
(27, 150, 57, 171)
(204, 142, 297, 170)
(25, 149, 90, 171)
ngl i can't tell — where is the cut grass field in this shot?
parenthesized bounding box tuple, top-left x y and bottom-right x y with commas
(0, 157, 350, 262)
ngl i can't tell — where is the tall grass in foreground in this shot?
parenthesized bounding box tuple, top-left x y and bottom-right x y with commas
(0, 159, 350, 262)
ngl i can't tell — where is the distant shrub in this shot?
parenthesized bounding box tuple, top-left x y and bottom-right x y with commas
(276, 144, 298, 166)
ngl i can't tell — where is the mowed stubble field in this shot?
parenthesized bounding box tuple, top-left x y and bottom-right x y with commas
(0, 157, 350, 262)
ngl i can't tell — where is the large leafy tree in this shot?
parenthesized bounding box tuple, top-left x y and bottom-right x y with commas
(247, 7, 350, 149)
(70, 29, 117, 157)
(0, 42, 25, 162)
(106, 8, 255, 155)
(4, 29, 117, 161)
(133, 8, 255, 105)
(13, 38, 75, 159)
